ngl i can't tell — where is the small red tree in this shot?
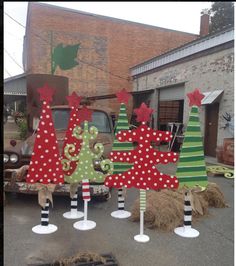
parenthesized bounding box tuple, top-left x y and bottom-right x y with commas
(61, 92, 82, 178)
(26, 84, 64, 185)
(105, 103, 179, 190)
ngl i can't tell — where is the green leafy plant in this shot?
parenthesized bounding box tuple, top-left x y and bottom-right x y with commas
(17, 119, 28, 140)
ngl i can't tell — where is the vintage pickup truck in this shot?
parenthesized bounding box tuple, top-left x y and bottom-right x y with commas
(4, 74, 114, 199)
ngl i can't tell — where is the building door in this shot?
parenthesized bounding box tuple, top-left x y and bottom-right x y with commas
(204, 103, 219, 157)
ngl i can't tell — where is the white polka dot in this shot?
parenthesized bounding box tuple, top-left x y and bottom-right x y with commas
(37, 135, 40, 138)
(159, 178, 162, 181)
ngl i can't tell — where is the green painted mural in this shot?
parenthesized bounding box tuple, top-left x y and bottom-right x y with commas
(51, 43, 80, 74)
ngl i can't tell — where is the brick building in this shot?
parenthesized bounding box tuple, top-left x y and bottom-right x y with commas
(130, 26, 234, 159)
(23, 2, 197, 115)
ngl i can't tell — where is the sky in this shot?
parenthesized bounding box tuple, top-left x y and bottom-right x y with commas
(4, 1, 213, 79)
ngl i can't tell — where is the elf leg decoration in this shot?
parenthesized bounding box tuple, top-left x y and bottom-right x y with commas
(73, 179, 96, 230)
(63, 185, 84, 219)
(32, 199, 57, 234)
(111, 187, 131, 219)
(134, 189, 150, 243)
(174, 191, 199, 238)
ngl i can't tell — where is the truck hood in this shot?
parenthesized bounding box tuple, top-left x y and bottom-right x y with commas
(16, 130, 113, 159)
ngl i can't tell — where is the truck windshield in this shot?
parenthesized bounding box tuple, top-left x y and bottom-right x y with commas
(52, 109, 111, 133)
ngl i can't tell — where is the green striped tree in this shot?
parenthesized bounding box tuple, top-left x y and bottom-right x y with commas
(176, 89, 208, 188)
(110, 88, 133, 218)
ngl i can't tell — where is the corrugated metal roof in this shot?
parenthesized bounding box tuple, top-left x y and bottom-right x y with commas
(4, 74, 27, 96)
(131, 27, 234, 76)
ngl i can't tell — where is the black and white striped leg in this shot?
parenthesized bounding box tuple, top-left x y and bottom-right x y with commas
(63, 187, 84, 219)
(32, 198, 58, 234)
(184, 192, 192, 229)
(110, 187, 131, 219)
(71, 191, 78, 212)
(118, 188, 125, 210)
(41, 199, 49, 226)
(174, 191, 199, 238)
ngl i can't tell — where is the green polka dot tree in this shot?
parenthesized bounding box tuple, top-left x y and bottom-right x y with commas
(62, 106, 113, 230)
(176, 88, 208, 189)
(110, 88, 134, 219)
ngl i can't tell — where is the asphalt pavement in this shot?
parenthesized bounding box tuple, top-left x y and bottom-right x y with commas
(4, 164, 234, 266)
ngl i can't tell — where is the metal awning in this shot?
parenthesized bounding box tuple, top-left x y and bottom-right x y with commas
(201, 90, 224, 105)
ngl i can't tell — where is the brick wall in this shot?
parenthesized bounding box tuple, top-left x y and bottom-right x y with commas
(25, 2, 197, 115)
(132, 46, 234, 146)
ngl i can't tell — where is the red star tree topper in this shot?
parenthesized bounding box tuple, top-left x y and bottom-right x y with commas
(105, 103, 179, 190)
(116, 88, 131, 105)
(26, 84, 64, 185)
(61, 92, 83, 177)
(187, 88, 205, 107)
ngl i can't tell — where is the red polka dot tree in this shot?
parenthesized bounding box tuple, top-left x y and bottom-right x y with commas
(61, 91, 82, 177)
(26, 83, 64, 234)
(60, 91, 84, 219)
(105, 102, 179, 242)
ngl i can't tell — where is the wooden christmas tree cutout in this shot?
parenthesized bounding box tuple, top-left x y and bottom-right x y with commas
(62, 107, 113, 230)
(26, 84, 64, 234)
(105, 102, 179, 242)
(110, 88, 133, 219)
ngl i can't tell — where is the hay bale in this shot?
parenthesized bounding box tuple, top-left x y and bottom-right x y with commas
(130, 188, 211, 232)
(202, 182, 228, 208)
(52, 252, 106, 266)
(130, 189, 185, 232)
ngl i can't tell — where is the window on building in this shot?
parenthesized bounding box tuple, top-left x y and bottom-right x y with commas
(158, 100, 184, 131)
